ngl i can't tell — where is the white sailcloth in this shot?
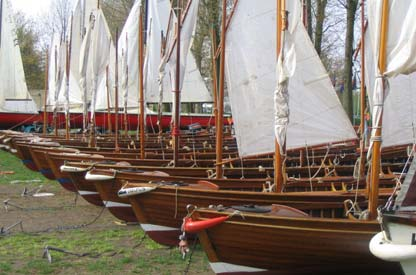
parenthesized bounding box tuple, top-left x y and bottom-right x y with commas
(225, 0, 357, 157)
(79, 9, 114, 121)
(274, 0, 299, 153)
(118, 0, 140, 111)
(46, 33, 65, 112)
(367, 0, 416, 153)
(364, 31, 416, 148)
(0, 0, 38, 113)
(52, 0, 96, 115)
(145, 0, 211, 104)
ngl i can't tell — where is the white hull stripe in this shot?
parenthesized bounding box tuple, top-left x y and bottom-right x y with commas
(141, 223, 178, 232)
(78, 190, 99, 196)
(103, 201, 131, 208)
(210, 262, 268, 273)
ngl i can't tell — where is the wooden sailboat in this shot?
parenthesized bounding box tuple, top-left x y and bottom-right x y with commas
(0, 0, 39, 129)
(178, 0, 403, 273)
(364, 0, 416, 273)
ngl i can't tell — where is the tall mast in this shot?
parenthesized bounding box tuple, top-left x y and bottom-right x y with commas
(106, 65, 112, 132)
(139, 5, 146, 159)
(43, 48, 49, 134)
(114, 29, 120, 152)
(368, 0, 389, 220)
(211, 27, 218, 131)
(274, 0, 286, 192)
(123, 35, 129, 137)
(359, 0, 366, 180)
(215, 0, 226, 179)
(65, 14, 74, 140)
(54, 44, 58, 136)
(172, 5, 181, 167)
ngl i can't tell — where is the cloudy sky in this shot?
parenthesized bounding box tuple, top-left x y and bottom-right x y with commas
(11, 0, 52, 17)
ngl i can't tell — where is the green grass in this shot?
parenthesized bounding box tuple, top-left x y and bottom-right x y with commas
(0, 228, 210, 274)
(0, 150, 55, 185)
(0, 148, 212, 274)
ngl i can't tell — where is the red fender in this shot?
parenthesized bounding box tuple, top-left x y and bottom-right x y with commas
(183, 216, 229, 233)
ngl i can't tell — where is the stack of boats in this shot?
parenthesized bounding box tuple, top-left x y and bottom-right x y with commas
(1, 0, 416, 274)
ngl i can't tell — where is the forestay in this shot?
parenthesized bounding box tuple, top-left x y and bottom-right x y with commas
(225, 0, 356, 157)
(0, 0, 38, 113)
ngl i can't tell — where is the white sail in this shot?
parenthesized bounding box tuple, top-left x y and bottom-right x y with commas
(145, 0, 211, 104)
(182, 53, 212, 103)
(365, 31, 416, 148)
(118, 0, 140, 110)
(46, 33, 65, 111)
(0, 0, 38, 113)
(367, 0, 416, 151)
(51, 0, 97, 114)
(225, 0, 357, 157)
(79, 8, 115, 119)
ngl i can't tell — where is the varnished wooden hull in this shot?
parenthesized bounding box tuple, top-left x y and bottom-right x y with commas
(93, 180, 137, 223)
(193, 209, 403, 274)
(65, 169, 104, 207)
(123, 181, 393, 247)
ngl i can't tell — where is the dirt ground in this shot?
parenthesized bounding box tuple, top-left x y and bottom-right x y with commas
(0, 179, 214, 275)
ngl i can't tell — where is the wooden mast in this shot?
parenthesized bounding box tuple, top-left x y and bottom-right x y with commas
(274, 0, 285, 192)
(43, 48, 49, 135)
(211, 27, 218, 133)
(368, 0, 389, 220)
(215, 0, 226, 179)
(65, 15, 74, 140)
(138, 5, 145, 159)
(359, 0, 366, 180)
(105, 65, 112, 132)
(54, 44, 58, 136)
(123, 34, 129, 137)
(172, 5, 181, 167)
(114, 29, 120, 152)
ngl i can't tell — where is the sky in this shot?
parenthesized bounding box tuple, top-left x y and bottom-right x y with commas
(11, 0, 52, 17)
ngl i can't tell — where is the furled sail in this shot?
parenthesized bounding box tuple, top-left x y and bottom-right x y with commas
(0, 0, 38, 113)
(225, 0, 357, 157)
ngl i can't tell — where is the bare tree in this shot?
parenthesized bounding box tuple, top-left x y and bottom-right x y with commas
(101, 0, 135, 38)
(314, 0, 328, 56)
(342, 0, 359, 121)
(36, 0, 72, 49)
(306, 0, 313, 39)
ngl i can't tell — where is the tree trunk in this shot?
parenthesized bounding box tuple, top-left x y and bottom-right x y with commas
(314, 0, 327, 56)
(306, 0, 313, 40)
(342, 0, 359, 122)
